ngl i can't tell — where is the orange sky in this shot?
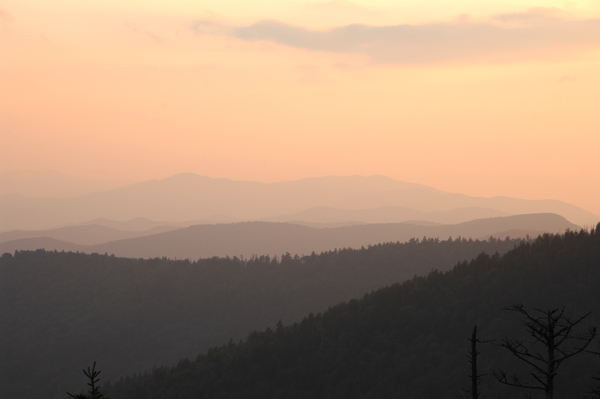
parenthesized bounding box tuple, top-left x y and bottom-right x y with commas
(1, 0, 600, 214)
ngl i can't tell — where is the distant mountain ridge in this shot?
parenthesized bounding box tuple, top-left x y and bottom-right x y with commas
(0, 214, 579, 259)
(0, 224, 181, 246)
(265, 206, 510, 224)
(0, 173, 598, 231)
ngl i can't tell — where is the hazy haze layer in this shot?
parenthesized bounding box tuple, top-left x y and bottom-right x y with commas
(0, 174, 597, 232)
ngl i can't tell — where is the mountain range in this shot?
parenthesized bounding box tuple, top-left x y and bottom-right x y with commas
(0, 214, 579, 259)
(1, 173, 598, 232)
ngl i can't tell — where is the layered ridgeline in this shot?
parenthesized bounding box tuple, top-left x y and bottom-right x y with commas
(0, 237, 522, 399)
(104, 226, 600, 399)
(0, 214, 578, 259)
(1, 174, 598, 231)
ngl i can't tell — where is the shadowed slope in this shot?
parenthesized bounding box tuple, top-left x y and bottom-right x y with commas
(105, 226, 600, 399)
(0, 235, 525, 399)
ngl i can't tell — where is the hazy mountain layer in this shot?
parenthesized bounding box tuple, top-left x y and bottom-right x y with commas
(77, 215, 240, 231)
(76, 217, 190, 231)
(0, 224, 180, 246)
(0, 214, 578, 259)
(265, 206, 510, 224)
(0, 174, 597, 231)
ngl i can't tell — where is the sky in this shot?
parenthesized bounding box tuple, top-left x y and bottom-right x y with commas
(1, 0, 599, 214)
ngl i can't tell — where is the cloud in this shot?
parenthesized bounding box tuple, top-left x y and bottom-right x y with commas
(191, 20, 231, 36)
(490, 7, 570, 27)
(492, 7, 568, 22)
(223, 14, 600, 64)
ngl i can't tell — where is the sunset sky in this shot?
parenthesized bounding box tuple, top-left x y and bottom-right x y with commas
(1, 0, 599, 214)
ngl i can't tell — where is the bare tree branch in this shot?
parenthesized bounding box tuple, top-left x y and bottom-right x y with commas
(492, 305, 597, 399)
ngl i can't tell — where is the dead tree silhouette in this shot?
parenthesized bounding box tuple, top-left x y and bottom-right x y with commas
(491, 304, 596, 399)
(464, 325, 493, 399)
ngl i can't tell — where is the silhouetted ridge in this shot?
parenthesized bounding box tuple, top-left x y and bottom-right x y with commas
(0, 236, 523, 399)
(105, 224, 600, 398)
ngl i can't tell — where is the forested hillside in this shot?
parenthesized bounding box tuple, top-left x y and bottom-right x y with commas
(105, 226, 600, 399)
(0, 236, 520, 399)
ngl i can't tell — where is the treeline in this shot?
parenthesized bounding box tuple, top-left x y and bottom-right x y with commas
(104, 226, 600, 399)
(0, 236, 519, 399)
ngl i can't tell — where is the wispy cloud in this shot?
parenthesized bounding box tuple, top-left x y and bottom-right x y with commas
(192, 10, 600, 64)
(490, 7, 570, 27)
(191, 20, 231, 36)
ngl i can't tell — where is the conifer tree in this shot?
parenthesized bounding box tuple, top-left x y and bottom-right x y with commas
(67, 362, 109, 399)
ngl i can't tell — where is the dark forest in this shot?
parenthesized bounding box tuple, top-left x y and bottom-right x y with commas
(1, 235, 521, 399)
(103, 226, 600, 398)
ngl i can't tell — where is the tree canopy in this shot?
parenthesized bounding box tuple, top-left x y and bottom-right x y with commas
(0, 235, 521, 399)
(104, 225, 600, 399)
